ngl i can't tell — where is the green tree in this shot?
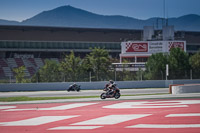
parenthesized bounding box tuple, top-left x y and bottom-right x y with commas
(86, 48, 111, 81)
(189, 50, 200, 79)
(136, 68, 144, 81)
(82, 55, 94, 81)
(168, 48, 190, 79)
(39, 59, 61, 82)
(144, 53, 168, 80)
(60, 51, 83, 82)
(118, 60, 135, 81)
(13, 66, 26, 83)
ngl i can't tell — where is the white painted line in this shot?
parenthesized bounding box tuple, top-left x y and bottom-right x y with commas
(129, 105, 187, 108)
(166, 113, 200, 117)
(0, 116, 79, 126)
(49, 126, 103, 130)
(39, 103, 98, 110)
(4, 108, 37, 111)
(127, 124, 200, 128)
(0, 106, 16, 110)
(72, 114, 151, 125)
(103, 100, 200, 109)
(103, 102, 187, 109)
(4, 103, 98, 111)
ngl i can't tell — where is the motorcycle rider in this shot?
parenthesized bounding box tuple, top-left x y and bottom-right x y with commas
(69, 83, 78, 91)
(105, 80, 114, 88)
(100, 80, 120, 99)
(105, 80, 116, 96)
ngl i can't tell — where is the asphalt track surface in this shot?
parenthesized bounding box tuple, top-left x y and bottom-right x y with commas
(0, 98, 200, 133)
(0, 88, 169, 97)
(1, 89, 200, 133)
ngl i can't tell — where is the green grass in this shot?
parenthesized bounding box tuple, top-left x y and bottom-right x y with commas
(0, 93, 169, 102)
(0, 96, 99, 102)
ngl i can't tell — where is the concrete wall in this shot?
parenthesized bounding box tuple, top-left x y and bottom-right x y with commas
(172, 84, 200, 94)
(0, 79, 200, 92)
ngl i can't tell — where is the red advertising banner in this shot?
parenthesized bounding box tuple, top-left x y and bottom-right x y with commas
(126, 42, 148, 52)
(168, 41, 184, 51)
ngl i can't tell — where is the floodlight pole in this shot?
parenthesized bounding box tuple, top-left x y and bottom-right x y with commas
(89, 71, 91, 82)
(166, 64, 168, 80)
(114, 69, 117, 81)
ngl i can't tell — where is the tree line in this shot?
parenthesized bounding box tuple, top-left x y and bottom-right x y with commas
(32, 48, 111, 82)
(13, 48, 200, 83)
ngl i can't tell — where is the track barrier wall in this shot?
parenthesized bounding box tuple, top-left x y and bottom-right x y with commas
(172, 84, 200, 94)
(0, 80, 200, 92)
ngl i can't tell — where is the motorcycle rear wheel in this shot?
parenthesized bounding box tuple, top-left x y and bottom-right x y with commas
(100, 93, 106, 99)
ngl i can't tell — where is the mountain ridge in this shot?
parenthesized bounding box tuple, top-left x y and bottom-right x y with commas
(0, 5, 200, 31)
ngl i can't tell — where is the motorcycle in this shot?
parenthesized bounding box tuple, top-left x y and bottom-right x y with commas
(67, 85, 81, 92)
(100, 83, 120, 99)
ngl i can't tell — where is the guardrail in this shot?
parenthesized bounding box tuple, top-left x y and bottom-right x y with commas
(0, 80, 200, 92)
(172, 84, 200, 94)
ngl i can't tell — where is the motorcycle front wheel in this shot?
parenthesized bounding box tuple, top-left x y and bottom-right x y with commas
(76, 88, 80, 92)
(114, 92, 120, 99)
(100, 93, 106, 99)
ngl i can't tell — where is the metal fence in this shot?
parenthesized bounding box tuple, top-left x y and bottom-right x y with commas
(0, 69, 200, 83)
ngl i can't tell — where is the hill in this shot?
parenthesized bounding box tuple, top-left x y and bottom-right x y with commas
(0, 5, 200, 31)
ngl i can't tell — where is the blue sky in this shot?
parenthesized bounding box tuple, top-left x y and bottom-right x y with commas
(0, 0, 200, 22)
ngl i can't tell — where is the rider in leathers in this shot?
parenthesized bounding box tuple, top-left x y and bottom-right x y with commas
(69, 83, 78, 91)
(105, 80, 116, 96)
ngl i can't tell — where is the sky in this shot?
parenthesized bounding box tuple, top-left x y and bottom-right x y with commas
(0, 0, 200, 22)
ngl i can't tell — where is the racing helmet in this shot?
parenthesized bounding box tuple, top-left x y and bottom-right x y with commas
(109, 80, 114, 84)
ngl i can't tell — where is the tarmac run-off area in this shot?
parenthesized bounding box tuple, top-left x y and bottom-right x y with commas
(0, 98, 200, 133)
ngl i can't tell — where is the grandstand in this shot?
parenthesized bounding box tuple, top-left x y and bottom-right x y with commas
(0, 25, 200, 79)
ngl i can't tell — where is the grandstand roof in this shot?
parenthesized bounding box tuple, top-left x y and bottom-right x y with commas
(0, 25, 142, 42)
(0, 25, 200, 54)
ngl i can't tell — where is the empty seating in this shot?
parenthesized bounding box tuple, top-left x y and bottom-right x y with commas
(23, 58, 35, 67)
(0, 57, 61, 78)
(24, 68, 30, 77)
(2, 67, 13, 77)
(15, 58, 24, 67)
(28, 58, 37, 67)
(34, 58, 44, 68)
(0, 67, 5, 77)
(7, 58, 17, 68)
(0, 58, 8, 67)
(27, 67, 35, 76)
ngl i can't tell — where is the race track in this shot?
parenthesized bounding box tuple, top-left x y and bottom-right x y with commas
(0, 98, 200, 133)
(0, 88, 168, 97)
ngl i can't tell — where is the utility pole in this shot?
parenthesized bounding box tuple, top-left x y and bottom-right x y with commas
(190, 69, 192, 80)
(166, 64, 169, 80)
(89, 71, 91, 82)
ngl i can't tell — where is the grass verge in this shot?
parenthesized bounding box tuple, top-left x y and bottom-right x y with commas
(0, 93, 169, 102)
(0, 96, 99, 102)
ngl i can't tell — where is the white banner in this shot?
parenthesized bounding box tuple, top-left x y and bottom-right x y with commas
(121, 41, 186, 55)
(149, 41, 164, 53)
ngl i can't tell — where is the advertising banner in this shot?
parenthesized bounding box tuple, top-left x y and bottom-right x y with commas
(168, 41, 185, 51)
(148, 41, 164, 53)
(125, 42, 148, 52)
(121, 41, 186, 54)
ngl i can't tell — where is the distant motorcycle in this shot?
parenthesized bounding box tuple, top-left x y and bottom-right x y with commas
(67, 84, 81, 92)
(100, 83, 120, 99)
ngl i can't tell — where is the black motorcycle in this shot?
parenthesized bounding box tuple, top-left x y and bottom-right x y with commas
(100, 84, 120, 99)
(67, 85, 81, 92)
